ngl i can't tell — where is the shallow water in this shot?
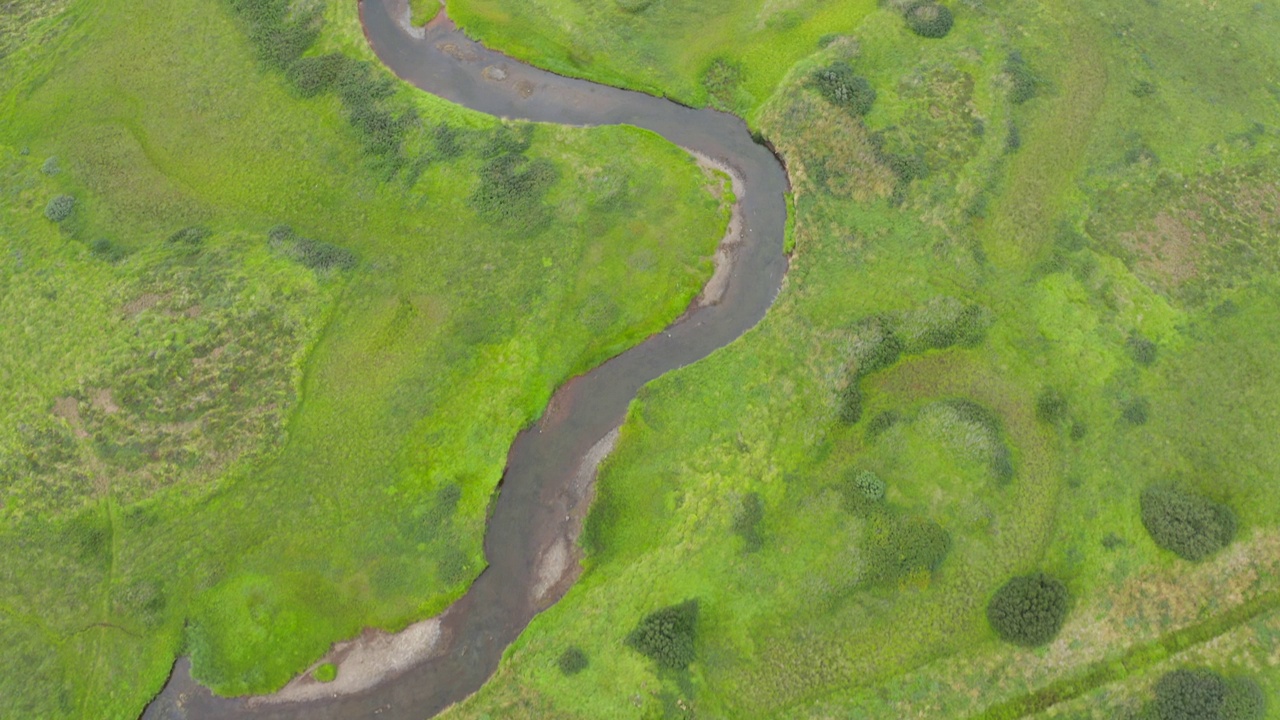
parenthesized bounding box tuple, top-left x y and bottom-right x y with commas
(141, 1, 788, 717)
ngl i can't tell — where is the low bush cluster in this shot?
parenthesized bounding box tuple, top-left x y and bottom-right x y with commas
(90, 237, 127, 263)
(1004, 51, 1039, 104)
(166, 225, 211, 247)
(471, 150, 559, 227)
(904, 2, 954, 39)
(1035, 387, 1068, 424)
(226, 0, 320, 70)
(44, 194, 75, 222)
(703, 57, 745, 110)
(731, 492, 765, 552)
(811, 62, 876, 116)
(1140, 484, 1236, 561)
(863, 514, 951, 585)
(986, 572, 1069, 646)
(268, 224, 357, 272)
(626, 600, 699, 670)
(1150, 668, 1265, 720)
(557, 646, 588, 675)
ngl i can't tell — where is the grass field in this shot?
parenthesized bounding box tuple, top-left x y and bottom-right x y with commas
(0, 0, 729, 715)
(440, 0, 1280, 718)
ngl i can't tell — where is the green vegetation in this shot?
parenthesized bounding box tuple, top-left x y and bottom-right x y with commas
(312, 662, 337, 683)
(1141, 484, 1237, 562)
(439, 0, 1280, 717)
(986, 573, 1069, 647)
(0, 0, 729, 714)
(1149, 669, 1265, 720)
(556, 646, 588, 676)
(811, 62, 876, 117)
(625, 600, 699, 670)
(902, 2, 953, 40)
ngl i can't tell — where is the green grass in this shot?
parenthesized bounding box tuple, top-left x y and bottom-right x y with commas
(440, 0, 1280, 718)
(0, 0, 729, 715)
(447, 0, 879, 120)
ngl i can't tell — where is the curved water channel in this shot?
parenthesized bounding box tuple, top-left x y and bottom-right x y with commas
(143, 1, 788, 717)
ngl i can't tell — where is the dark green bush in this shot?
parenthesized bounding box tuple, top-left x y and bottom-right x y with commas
(1004, 51, 1039, 104)
(904, 2, 954, 39)
(626, 600, 699, 670)
(986, 572, 1069, 646)
(1035, 387, 1068, 424)
(1140, 485, 1236, 561)
(268, 225, 357, 271)
(286, 52, 347, 97)
(471, 152, 559, 225)
(865, 515, 951, 585)
(850, 316, 903, 375)
(433, 123, 465, 160)
(916, 302, 987, 350)
(731, 492, 764, 552)
(90, 238, 127, 263)
(1151, 668, 1264, 720)
(40, 156, 60, 175)
(1121, 397, 1150, 425)
(226, 0, 320, 69)
(166, 225, 211, 246)
(1128, 333, 1158, 366)
(703, 57, 745, 109)
(836, 381, 863, 424)
(44, 194, 75, 222)
(865, 410, 901, 440)
(557, 646, 588, 675)
(811, 63, 877, 116)
(842, 469, 887, 514)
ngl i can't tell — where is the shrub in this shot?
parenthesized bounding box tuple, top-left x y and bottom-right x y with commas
(44, 194, 75, 222)
(703, 57, 745, 110)
(1128, 333, 1157, 366)
(433, 123, 465, 160)
(1035, 387, 1068, 424)
(731, 492, 764, 552)
(850, 316, 903, 376)
(471, 153, 559, 225)
(166, 225, 211, 246)
(90, 238, 127, 263)
(268, 225, 357, 271)
(1004, 51, 1039, 104)
(226, 0, 321, 69)
(312, 662, 337, 683)
(1151, 668, 1264, 720)
(836, 382, 863, 424)
(811, 63, 877, 116)
(287, 52, 347, 97)
(904, 2, 954, 39)
(557, 646, 588, 675)
(846, 470, 886, 509)
(865, 515, 951, 584)
(865, 410, 901, 440)
(1140, 485, 1236, 561)
(40, 156, 60, 175)
(1121, 397, 1149, 425)
(986, 573, 1069, 646)
(626, 600, 699, 670)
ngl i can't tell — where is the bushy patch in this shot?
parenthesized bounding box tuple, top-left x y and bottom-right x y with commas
(703, 57, 744, 110)
(811, 62, 876, 116)
(1128, 333, 1158, 365)
(626, 600, 699, 670)
(225, 0, 320, 69)
(268, 224, 357, 272)
(1121, 397, 1150, 425)
(1140, 485, 1236, 561)
(471, 151, 559, 226)
(731, 492, 764, 552)
(44, 193, 75, 222)
(89, 237, 127, 262)
(165, 225, 211, 247)
(40, 156, 59, 175)
(556, 646, 588, 675)
(986, 572, 1069, 646)
(904, 2, 954, 39)
(1035, 387, 1068, 424)
(1150, 668, 1265, 720)
(311, 662, 337, 683)
(863, 513, 951, 585)
(1004, 51, 1039, 104)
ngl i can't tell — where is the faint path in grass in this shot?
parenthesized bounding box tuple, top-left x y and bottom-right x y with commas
(972, 589, 1280, 720)
(140, 0, 789, 718)
(979, 19, 1108, 269)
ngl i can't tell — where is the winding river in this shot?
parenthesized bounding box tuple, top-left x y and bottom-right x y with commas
(143, 1, 788, 717)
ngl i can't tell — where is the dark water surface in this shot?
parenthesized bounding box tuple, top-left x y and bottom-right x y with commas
(142, 1, 787, 717)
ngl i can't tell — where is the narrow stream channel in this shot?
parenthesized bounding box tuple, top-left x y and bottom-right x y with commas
(142, 1, 788, 717)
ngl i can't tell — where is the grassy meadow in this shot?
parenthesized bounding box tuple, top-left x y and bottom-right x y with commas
(0, 0, 729, 715)
(439, 0, 1280, 718)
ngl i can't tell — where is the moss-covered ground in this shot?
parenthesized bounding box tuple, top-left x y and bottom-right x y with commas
(0, 0, 729, 715)
(440, 0, 1280, 717)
